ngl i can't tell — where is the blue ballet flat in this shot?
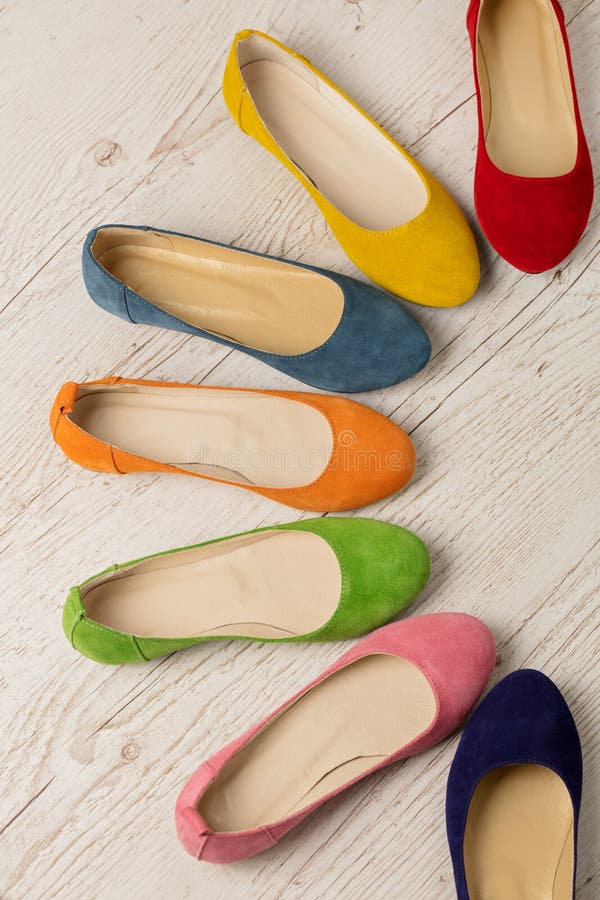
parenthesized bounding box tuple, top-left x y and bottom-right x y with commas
(82, 224, 430, 393)
(446, 669, 582, 900)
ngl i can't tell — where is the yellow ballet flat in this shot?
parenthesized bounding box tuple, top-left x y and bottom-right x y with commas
(223, 29, 479, 307)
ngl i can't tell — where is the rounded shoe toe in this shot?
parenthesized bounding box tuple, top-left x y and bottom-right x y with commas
(372, 298, 432, 387)
(414, 211, 480, 307)
(338, 171, 480, 307)
(435, 613, 497, 720)
(261, 394, 416, 512)
(404, 613, 496, 727)
(341, 519, 430, 627)
(475, 158, 593, 273)
(385, 176, 480, 308)
(375, 521, 431, 614)
(474, 669, 578, 734)
(348, 282, 432, 388)
(304, 277, 432, 393)
(337, 406, 416, 509)
(345, 612, 496, 734)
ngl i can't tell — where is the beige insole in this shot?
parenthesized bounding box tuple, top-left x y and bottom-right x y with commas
(477, 0, 577, 176)
(91, 227, 344, 356)
(238, 35, 428, 230)
(68, 384, 332, 488)
(198, 655, 436, 831)
(464, 764, 574, 899)
(81, 530, 341, 639)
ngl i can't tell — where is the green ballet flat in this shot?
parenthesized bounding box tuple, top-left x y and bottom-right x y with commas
(63, 517, 430, 664)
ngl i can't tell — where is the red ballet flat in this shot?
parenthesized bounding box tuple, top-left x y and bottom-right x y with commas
(467, 0, 593, 273)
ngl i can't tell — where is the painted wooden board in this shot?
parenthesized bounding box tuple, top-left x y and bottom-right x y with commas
(1, 0, 598, 897)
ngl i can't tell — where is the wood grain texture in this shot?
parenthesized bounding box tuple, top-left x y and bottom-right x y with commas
(1, 0, 598, 897)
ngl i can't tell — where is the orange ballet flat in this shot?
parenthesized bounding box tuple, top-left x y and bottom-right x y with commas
(49, 378, 416, 512)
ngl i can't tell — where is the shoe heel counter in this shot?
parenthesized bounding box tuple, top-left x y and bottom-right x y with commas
(222, 32, 276, 151)
(68, 612, 146, 664)
(63, 587, 85, 645)
(222, 36, 247, 130)
(50, 382, 119, 474)
(82, 230, 133, 323)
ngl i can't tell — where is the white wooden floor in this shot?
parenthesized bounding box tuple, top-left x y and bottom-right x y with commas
(1, 1, 599, 897)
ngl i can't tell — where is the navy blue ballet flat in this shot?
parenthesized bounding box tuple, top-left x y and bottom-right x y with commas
(82, 224, 430, 393)
(446, 669, 582, 900)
